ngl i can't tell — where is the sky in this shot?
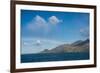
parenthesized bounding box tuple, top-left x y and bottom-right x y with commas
(21, 9, 90, 54)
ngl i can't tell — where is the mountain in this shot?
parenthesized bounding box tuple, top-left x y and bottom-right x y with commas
(72, 39, 89, 46)
(71, 40, 83, 46)
(40, 39, 89, 53)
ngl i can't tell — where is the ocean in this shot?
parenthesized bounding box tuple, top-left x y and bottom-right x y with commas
(21, 52, 89, 63)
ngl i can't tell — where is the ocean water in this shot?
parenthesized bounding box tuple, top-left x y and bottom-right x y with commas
(21, 52, 89, 63)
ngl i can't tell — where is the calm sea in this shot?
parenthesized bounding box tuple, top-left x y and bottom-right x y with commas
(21, 52, 89, 63)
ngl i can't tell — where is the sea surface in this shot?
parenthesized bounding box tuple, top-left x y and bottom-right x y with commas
(21, 52, 89, 63)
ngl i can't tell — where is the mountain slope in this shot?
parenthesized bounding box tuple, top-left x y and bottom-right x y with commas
(40, 39, 89, 53)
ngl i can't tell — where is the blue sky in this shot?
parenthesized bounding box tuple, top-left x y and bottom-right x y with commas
(21, 10, 89, 54)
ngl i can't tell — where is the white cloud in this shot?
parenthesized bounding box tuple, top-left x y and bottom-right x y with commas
(26, 15, 62, 34)
(35, 40, 42, 46)
(34, 15, 47, 27)
(23, 42, 29, 45)
(80, 27, 89, 38)
(48, 16, 62, 25)
(27, 15, 48, 31)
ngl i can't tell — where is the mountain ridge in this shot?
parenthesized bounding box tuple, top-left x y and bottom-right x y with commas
(40, 39, 89, 53)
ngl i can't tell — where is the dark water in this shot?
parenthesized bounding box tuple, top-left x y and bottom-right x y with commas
(21, 52, 89, 63)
